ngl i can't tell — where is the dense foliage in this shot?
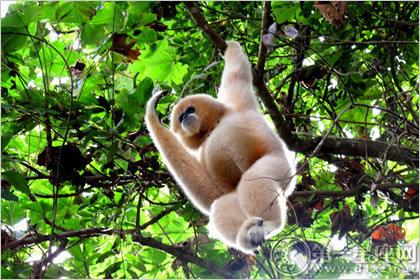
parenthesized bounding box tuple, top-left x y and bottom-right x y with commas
(1, 1, 419, 279)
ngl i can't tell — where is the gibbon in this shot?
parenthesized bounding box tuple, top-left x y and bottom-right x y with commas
(145, 41, 296, 254)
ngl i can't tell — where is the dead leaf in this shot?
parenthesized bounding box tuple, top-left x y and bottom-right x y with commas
(70, 59, 86, 78)
(371, 224, 406, 248)
(370, 193, 379, 209)
(288, 203, 314, 227)
(404, 188, 418, 200)
(298, 64, 328, 88)
(330, 204, 354, 239)
(110, 33, 141, 63)
(37, 144, 89, 172)
(314, 199, 324, 210)
(225, 249, 254, 278)
(315, 1, 347, 29)
(292, 241, 327, 261)
(146, 22, 168, 32)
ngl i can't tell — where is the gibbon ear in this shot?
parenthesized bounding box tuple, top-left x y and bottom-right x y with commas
(151, 90, 169, 109)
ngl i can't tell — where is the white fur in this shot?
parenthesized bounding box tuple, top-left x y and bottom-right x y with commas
(145, 41, 296, 254)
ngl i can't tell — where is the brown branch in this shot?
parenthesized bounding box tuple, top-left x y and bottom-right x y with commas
(384, 189, 419, 212)
(137, 203, 182, 231)
(291, 183, 418, 199)
(4, 226, 233, 278)
(293, 134, 419, 168)
(252, 71, 296, 145)
(320, 40, 419, 46)
(183, 2, 227, 53)
(31, 238, 68, 278)
(133, 235, 234, 278)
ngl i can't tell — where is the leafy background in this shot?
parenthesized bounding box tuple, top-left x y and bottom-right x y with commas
(1, 1, 419, 279)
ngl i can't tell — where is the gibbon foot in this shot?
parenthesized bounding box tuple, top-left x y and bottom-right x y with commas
(237, 217, 269, 253)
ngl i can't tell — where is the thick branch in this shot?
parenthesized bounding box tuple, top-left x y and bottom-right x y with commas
(252, 71, 296, 145)
(293, 134, 419, 168)
(291, 183, 418, 199)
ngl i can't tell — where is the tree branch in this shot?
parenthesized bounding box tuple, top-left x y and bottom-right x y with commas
(183, 2, 227, 52)
(134, 235, 234, 278)
(291, 183, 418, 199)
(252, 71, 296, 145)
(293, 134, 419, 168)
(4, 226, 234, 278)
(256, 1, 272, 75)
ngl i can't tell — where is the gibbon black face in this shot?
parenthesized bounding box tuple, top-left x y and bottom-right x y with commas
(170, 94, 228, 149)
(179, 106, 196, 125)
(180, 107, 198, 133)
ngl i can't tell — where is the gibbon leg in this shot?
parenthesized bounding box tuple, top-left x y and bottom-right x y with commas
(208, 191, 247, 249)
(218, 41, 258, 112)
(236, 154, 295, 252)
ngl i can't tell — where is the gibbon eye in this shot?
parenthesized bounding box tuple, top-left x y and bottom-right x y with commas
(185, 107, 195, 114)
(179, 106, 196, 123)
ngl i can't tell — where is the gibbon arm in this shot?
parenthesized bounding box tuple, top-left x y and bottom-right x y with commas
(145, 92, 224, 214)
(218, 41, 258, 112)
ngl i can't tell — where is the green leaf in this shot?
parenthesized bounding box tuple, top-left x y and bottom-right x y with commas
(1, 12, 26, 28)
(128, 1, 151, 16)
(1, 267, 21, 279)
(125, 254, 147, 272)
(106, 142, 119, 163)
(2, 171, 30, 196)
(143, 249, 167, 264)
(134, 77, 153, 106)
(90, 2, 124, 30)
(142, 28, 157, 43)
(130, 41, 188, 83)
(80, 24, 107, 46)
(55, 2, 96, 23)
(141, 13, 157, 26)
(350, 73, 363, 83)
(1, 26, 28, 53)
(272, 2, 300, 24)
(1, 189, 19, 202)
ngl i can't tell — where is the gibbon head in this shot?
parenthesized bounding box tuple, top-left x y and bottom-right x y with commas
(170, 94, 227, 150)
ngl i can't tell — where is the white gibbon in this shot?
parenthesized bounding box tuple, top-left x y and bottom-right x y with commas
(145, 41, 296, 254)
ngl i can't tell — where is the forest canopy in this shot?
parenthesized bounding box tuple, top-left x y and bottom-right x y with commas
(1, 1, 419, 279)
